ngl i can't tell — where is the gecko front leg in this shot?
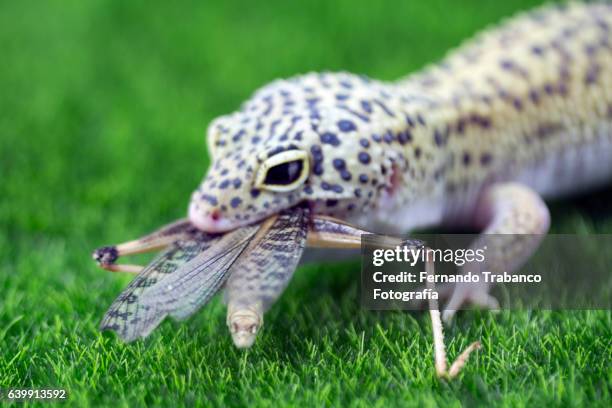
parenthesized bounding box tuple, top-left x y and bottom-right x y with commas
(442, 182, 550, 322)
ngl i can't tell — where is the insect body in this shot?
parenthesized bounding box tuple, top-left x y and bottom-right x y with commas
(95, 3, 612, 347)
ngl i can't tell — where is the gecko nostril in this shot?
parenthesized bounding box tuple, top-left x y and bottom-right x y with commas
(210, 209, 221, 221)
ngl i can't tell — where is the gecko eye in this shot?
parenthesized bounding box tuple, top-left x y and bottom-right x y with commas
(255, 149, 309, 192)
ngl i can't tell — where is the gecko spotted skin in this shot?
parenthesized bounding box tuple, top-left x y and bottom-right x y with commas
(190, 2, 611, 234)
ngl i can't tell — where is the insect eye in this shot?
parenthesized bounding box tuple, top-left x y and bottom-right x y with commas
(255, 150, 309, 192)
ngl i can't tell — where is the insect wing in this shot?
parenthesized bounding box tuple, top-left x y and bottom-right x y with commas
(139, 224, 260, 322)
(100, 232, 221, 342)
(226, 206, 310, 311)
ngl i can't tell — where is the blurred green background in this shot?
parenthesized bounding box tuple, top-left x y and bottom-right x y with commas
(1, 0, 610, 406)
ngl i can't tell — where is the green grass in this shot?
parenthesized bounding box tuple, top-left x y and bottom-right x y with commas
(1, 0, 611, 406)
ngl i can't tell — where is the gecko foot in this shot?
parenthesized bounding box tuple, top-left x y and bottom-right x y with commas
(442, 283, 500, 323)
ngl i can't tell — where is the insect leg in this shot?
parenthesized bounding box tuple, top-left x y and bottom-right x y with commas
(98, 263, 144, 274)
(92, 218, 204, 272)
(307, 215, 421, 249)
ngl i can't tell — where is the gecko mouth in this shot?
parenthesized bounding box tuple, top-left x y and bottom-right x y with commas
(189, 201, 314, 233)
(188, 204, 236, 232)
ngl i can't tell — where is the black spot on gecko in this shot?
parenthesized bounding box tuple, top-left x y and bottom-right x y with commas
(480, 153, 493, 166)
(434, 129, 446, 146)
(361, 100, 372, 113)
(333, 158, 346, 170)
(338, 105, 370, 122)
(358, 152, 371, 164)
(338, 120, 357, 132)
(311, 145, 324, 175)
(320, 132, 341, 146)
(397, 131, 412, 145)
(383, 131, 394, 144)
(230, 197, 242, 208)
(405, 114, 415, 127)
(232, 130, 245, 142)
(531, 45, 545, 56)
(456, 118, 466, 134)
(544, 83, 554, 95)
(339, 80, 353, 89)
(585, 64, 601, 85)
(373, 99, 395, 117)
(201, 194, 218, 206)
(499, 59, 514, 70)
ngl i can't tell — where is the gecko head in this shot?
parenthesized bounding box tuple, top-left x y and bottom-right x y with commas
(188, 74, 391, 233)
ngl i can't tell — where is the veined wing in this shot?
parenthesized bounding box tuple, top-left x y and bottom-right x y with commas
(138, 224, 260, 325)
(226, 206, 310, 312)
(100, 231, 222, 342)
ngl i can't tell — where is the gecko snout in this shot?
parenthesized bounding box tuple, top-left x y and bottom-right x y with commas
(188, 202, 234, 232)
